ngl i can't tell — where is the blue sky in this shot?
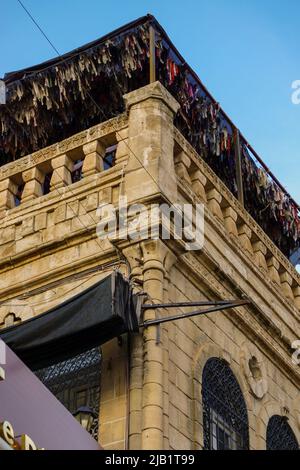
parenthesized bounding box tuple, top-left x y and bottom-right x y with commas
(1, 0, 299, 202)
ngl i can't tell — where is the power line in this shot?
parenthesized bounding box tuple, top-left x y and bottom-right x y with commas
(0, 1, 173, 309)
(15, 0, 165, 197)
(17, 0, 60, 56)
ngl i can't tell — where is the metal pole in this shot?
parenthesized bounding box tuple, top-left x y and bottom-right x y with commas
(149, 25, 156, 83)
(234, 127, 244, 205)
(141, 300, 250, 327)
(142, 300, 243, 309)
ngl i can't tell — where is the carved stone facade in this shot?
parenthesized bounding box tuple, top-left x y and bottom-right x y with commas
(0, 82, 299, 450)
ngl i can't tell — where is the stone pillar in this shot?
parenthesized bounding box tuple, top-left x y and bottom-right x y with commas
(280, 271, 294, 301)
(140, 240, 168, 450)
(206, 188, 223, 221)
(99, 338, 128, 450)
(223, 206, 238, 237)
(267, 256, 281, 285)
(22, 167, 44, 203)
(50, 154, 72, 190)
(190, 170, 207, 202)
(115, 128, 129, 166)
(122, 244, 144, 450)
(123, 82, 180, 204)
(293, 286, 300, 310)
(0, 179, 17, 212)
(252, 241, 268, 271)
(238, 223, 253, 255)
(82, 140, 106, 177)
(174, 151, 191, 184)
(161, 249, 177, 450)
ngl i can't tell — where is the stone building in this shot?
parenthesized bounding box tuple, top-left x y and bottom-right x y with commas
(0, 15, 299, 450)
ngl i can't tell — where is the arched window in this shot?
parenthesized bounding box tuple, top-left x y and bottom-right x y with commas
(202, 358, 249, 450)
(266, 415, 299, 450)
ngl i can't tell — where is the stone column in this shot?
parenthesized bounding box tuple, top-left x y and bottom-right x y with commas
(161, 249, 177, 450)
(22, 167, 44, 203)
(122, 244, 144, 450)
(252, 241, 268, 271)
(206, 188, 223, 221)
(0, 179, 17, 212)
(238, 223, 253, 255)
(280, 271, 294, 301)
(190, 170, 207, 202)
(50, 154, 72, 190)
(174, 151, 192, 184)
(267, 256, 281, 285)
(223, 206, 238, 237)
(140, 240, 168, 450)
(82, 140, 106, 177)
(293, 286, 300, 310)
(123, 82, 180, 204)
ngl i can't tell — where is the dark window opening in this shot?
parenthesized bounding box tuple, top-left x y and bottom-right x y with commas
(202, 358, 249, 450)
(43, 171, 53, 195)
(34, 347, 102, 440)
(71, 160, 84, 183)
(266, 415, 299, 450)
(14, 183, 25, 207)
(104, 145, 117, 170)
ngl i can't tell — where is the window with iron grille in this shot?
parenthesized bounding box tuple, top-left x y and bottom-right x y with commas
(34, 347, 102, 440)
(202, 358, 249, 450)
(266, 415, 299, 450)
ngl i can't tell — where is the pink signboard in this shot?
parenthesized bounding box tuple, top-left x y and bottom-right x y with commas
(0, 340, 101, 450)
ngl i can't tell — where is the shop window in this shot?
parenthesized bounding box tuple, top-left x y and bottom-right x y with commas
(266, 415, 298, 450)
(34, 347, 101, 440)
(202, 358, 249, 450)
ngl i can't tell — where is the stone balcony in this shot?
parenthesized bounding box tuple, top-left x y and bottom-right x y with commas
(0, 83, 299, 316)
(173, 126, 300, 314)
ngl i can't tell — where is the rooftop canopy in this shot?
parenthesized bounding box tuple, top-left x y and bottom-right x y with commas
(0, 14, 299, 260)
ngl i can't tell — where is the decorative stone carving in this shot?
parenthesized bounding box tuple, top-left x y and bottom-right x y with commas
(240, 344, 268, 400)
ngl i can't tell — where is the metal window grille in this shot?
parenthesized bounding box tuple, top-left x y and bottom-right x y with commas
(34, 347, 102, 440)
(202, 358, 249, 450)
(266, 415, 299, 450)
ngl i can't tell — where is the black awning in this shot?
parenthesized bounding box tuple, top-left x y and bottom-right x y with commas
(0, 272, 138, 369)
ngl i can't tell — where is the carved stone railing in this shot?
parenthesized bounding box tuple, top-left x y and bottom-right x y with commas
(173, 127, 300, 312)
(0, 113, 128, 214)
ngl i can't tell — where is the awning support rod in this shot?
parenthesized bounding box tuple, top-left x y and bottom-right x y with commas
(140, 300, 251, 328)
(141, 300, 246, 309)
